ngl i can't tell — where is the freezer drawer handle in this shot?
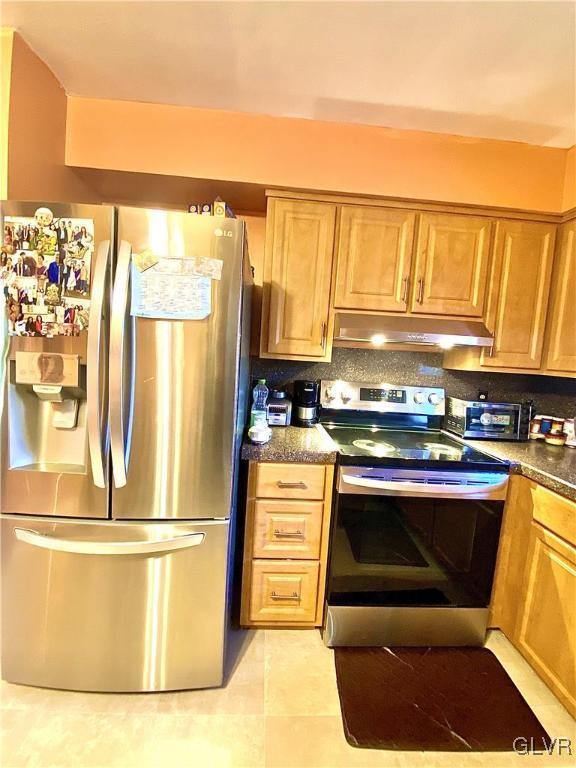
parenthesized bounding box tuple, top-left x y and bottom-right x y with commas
(276, 481, 307, 489)
(14, 528, 205, 556)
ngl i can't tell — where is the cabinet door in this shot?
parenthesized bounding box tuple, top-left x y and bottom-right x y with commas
(411, 213, 491, 316)
(252, 499, 323, 559)
(482, 221, 556, 369)
(254, 462, 326, 500)
(334, 206, 415, 311)
(543, 220, 576, 374)
(261, 199, 336, 359)
(517, 523, 576, 717)
(248, 560, 320, 624)
(490, 476, 533, 636)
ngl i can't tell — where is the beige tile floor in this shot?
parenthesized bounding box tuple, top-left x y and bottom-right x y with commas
(1, 629, 574, 768)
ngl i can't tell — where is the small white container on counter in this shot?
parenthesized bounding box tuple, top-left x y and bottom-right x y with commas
(248, 423, 272, 444)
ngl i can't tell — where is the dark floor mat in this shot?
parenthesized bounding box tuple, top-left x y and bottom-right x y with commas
(334, 646, 550, 752)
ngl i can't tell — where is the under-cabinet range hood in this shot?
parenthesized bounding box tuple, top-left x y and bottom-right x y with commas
(334, 313, 494, 348)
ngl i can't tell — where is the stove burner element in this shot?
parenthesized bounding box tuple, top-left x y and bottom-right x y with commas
(419, 442, 462, 459)
(352, 439, 396, 457)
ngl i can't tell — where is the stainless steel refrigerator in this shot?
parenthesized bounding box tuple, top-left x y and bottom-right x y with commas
(1, 202, 251, 691)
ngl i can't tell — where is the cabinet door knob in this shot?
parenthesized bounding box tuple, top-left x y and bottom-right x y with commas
(320, 321, 327, 348)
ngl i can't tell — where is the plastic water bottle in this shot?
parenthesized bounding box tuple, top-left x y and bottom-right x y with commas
(250, 379, 269, 427)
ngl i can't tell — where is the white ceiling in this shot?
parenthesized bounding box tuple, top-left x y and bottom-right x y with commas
(4, 1, 576, 148)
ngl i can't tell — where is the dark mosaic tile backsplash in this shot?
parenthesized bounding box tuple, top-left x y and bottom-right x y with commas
(251, 348, 576, 417)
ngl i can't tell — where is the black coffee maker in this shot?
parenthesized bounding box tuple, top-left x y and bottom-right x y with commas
(292, 380, 320, 427)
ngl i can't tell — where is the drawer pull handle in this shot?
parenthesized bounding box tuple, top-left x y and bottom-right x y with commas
(273, 529, 304, 539)
(271, 591, 300, 601)
(276, 481, 307, 489)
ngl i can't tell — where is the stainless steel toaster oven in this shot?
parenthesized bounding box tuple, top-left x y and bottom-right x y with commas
(445, 397, 531, 441)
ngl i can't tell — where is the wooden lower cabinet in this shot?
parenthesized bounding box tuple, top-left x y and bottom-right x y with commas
(253, 462, 326, 500)
(517, 524, 576, 715)
(491, 476, 576, 717)
(247, 561, 320, 623)
(252, 499, 323, 559)
(241, 461, 334, 627)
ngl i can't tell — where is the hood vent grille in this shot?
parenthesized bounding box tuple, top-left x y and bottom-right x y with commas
(334, 313, 494, 348)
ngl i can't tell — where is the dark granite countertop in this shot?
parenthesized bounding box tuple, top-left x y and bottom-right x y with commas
(241, 426, 576, 502)
(450, 436, 576, 503)
(241, 425, 338, 464)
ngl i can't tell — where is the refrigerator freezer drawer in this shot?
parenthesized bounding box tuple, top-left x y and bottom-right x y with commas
(1, 516, 230, 692)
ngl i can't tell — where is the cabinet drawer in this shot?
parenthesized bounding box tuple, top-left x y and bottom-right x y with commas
(530, 485, 576, 547)
(248, 560, 320, 623)
(252, 499, 323, 559)
(254, 463, 326, 500)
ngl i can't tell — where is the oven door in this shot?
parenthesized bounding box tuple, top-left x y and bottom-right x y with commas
(323, 466, 507, 647)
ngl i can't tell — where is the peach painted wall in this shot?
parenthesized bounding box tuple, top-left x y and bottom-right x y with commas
(563, 146, 576, 212)
(66, 96, 568, 213)
(7, 32, 97, 202)
(0, 28, 14, 200)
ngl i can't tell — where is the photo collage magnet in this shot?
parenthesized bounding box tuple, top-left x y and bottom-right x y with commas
(2, 207, 93, 337)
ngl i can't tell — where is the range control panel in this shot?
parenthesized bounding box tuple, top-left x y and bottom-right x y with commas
(320, 380, 445, 416)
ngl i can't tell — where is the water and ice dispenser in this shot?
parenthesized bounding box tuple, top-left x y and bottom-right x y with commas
(8, 350, 88, 474)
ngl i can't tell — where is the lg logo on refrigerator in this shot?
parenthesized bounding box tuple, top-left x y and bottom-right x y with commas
(214, 228, 233, 238)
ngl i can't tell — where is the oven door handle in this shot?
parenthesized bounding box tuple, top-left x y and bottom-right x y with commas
(340, 474, 509, 497)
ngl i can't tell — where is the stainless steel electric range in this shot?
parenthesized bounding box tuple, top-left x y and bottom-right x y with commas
(319, 380, 510, 648)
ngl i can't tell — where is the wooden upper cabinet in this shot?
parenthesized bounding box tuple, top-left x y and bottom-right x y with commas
(543, 220, 576, 374)
(334, 206, 416, 312)
(482, 220, 556, 370)
(260, 198, 336, 360)
(411, 213, 492, 317)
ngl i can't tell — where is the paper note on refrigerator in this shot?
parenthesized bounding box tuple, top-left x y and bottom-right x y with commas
(130, 260, 212, 320)
(185, 256, 223, 280)
(132, 249, 159, 272)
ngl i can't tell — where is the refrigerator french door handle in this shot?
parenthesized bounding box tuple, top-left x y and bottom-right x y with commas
(14, 527, 205, 555)
(110, 239, 134, 488)
(86, 239, 110, 489)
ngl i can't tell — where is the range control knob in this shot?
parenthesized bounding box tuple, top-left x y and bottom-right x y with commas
(428, 392, 442, 405)
(413, 391, 425, 404)
(341, 390, 352, 404)
(325, 387, 335, 403)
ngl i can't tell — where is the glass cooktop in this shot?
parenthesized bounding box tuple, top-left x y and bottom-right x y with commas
(322, 425, 508, 470)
